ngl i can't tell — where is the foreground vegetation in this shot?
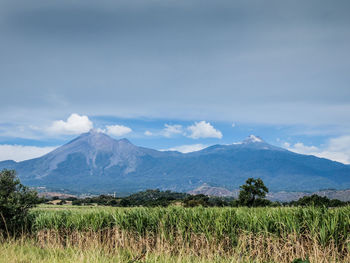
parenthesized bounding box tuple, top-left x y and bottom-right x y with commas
(5, 205, 343, 262)
(2, 169, 350, 262)
(29, 206, 350, 246)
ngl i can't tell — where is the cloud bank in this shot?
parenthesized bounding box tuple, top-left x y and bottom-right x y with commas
(46, 113, 133, 137)
(284, 135, 350, 164)
(161, 124, 184, 138)
(143, 122, 222, 139)
(163, 144, 208, 153)
(0, 145, 57, 162)
(1, 0, 349, 128)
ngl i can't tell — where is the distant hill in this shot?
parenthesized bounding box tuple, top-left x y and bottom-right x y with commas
(0, 130, 350, 194)
(188, 183, 239, 198)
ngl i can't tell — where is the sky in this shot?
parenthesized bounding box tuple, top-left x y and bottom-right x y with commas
(0, 0, 350, 163)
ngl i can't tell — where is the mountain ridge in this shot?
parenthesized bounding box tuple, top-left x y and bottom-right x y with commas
(0, 130, 349, 194)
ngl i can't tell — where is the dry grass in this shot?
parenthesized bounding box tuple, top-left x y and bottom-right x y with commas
(33, 228, 349, 263)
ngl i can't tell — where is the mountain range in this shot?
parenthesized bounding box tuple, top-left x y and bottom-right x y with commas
(0, 130, 350, 194)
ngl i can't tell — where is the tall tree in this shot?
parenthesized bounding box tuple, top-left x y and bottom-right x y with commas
(0, 169, 39, 236)
(238, 178, 269, 207)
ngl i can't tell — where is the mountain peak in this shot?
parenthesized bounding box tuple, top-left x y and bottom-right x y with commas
(87, 128, 101, 135)
(84, 130, 132, 144)
(243, 135, 264, 144)
(76, 129, 113, 142)
(117, 138, 133, 145)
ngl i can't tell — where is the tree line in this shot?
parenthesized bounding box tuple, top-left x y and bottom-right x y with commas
(1, 169, 350, 235)
(68, 190, 349, 208)
(65, 177, 350, 208)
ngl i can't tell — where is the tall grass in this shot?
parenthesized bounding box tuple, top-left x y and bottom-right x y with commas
(6, 206, 348, 262)
(29, 206, 350, 248)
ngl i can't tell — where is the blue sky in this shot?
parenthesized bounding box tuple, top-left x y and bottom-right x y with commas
(0, 0, 350, 163)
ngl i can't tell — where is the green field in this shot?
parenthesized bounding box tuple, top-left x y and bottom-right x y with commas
(29, 205, 350, 246)
(2, 205, 347, 262)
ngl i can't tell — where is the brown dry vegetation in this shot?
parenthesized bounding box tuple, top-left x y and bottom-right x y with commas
(32, 229, 349, 263)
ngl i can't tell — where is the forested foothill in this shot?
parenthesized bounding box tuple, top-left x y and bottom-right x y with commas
(41, 177, 350, 208)
(40, 189, 350, 208)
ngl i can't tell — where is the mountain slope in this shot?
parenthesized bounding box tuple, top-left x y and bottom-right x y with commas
(0, 131, 349, 194)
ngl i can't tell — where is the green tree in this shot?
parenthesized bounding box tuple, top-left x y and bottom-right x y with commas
(0, 169, 39, 236)
(184, 194, 209, 207)
(238, 178, 269, 207)
(290, 194, 346, 207)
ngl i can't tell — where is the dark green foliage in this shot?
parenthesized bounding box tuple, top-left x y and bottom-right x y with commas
(238, 178, 269, 207)
(229, 199, 240, 207)
(72, 199, 83, 206)
(120, 189, 189, 207)
(184, 194, 209, 207)
(120, 190, 233, 207)
(292, 258, 310, 263)
(182, 194, 233, 207)
(207, 196, 230, 207)
(72, 190, 188, 207)
(67, 186, 348, 208)
(0, 169, 39, 235)
(72, 190, 234, 207)
(269, 201, 282, 207)
(57, 200, 66, 205)
(72, 194, 118, 206)
(65, 197, 78, 201)
(290, 194, 349, 207)
(119, 198, 130, 207)
(33, 196, 48, 204)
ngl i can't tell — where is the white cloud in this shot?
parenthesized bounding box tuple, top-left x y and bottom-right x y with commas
(161, 124, 184, 137)
(48, 113, 93, 135)
(284, 135, 350, 164)
(143, 124, 184, 138)
(0, 145, 57, 162)
(284, 142, 319, 153)
(162, 144, 208, 153)
(96, 128, 105, 133)
(232, 123, 236, 128)
(282, 142, 290, 148)
(187, 121, 223, 139)
(104, 125, 132, 137)
(144, 130, 153, 136)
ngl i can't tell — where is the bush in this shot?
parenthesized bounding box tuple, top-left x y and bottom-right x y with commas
(0, 169, 39, 236)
